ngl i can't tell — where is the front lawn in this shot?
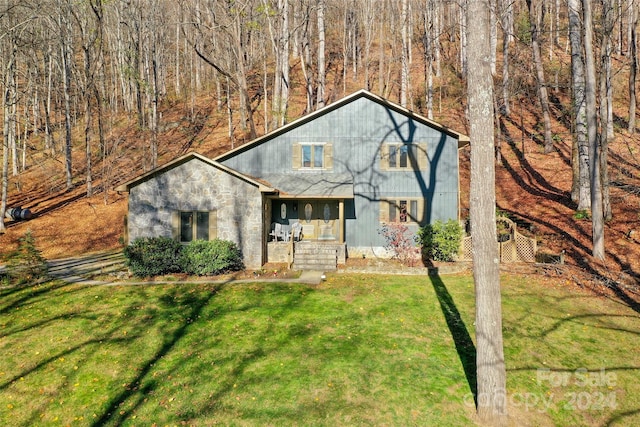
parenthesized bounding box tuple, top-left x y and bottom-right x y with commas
(0, 273, 638, 426)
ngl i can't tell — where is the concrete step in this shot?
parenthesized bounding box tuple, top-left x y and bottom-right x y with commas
(293, 248, 337, 271)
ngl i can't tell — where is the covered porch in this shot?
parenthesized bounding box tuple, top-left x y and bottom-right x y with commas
(262, 173, 353, 268)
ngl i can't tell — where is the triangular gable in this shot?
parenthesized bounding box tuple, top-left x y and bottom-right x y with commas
(214, 89, 469, 163)
(115, 152, 275, 193)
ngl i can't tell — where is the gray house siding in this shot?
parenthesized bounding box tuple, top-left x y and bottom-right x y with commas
(126, 157, 264, 268)
(218, 96, 460, 252)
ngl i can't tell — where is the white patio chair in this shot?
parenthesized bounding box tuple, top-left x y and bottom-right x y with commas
(291, 222, 302, 241)
(270, 222, 283, 241)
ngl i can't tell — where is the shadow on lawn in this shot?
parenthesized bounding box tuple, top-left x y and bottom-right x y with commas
(90, 284, 224, 426)
(430, 273, 477, 403)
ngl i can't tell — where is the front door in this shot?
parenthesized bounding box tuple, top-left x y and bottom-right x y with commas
(298, 201, 339, 241)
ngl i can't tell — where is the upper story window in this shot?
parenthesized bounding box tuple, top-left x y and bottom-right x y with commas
(293, 143, 333, 170)
(302, 144, 325, 168)
(381, 143, 428, 170)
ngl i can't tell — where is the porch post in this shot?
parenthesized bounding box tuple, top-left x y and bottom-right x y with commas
(339, 199, 345, 243)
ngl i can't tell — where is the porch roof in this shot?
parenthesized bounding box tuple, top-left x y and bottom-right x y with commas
(263, 173, 354, 199)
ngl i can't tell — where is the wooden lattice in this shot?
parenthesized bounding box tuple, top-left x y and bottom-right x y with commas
(458, 217, 537, 263)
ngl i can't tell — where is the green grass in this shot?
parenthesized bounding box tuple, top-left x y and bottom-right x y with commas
(0, 273, 638, 426)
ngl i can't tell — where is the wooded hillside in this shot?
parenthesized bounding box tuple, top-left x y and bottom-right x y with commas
(1, 0, 639, 288)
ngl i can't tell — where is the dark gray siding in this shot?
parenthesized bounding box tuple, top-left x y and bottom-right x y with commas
(220, 96, 460, 249)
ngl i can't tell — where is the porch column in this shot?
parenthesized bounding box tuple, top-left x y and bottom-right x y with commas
(339, 199, 344, 243)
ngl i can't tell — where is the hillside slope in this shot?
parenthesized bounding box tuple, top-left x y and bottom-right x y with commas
(1, 85, 639, 292)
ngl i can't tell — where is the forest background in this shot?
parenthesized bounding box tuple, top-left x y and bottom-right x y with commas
(0, 0, 639, 294)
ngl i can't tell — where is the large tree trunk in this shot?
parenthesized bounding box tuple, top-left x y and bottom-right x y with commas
(584, 0, 606, 261)
(467, 0, 507, 424)
(569, 0, 590, 211)
(526, 0, 554, 153)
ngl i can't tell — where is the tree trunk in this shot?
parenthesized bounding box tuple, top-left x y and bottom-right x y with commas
(401, 0, 410, 107)
(317, 0, 326, 109)
(60, 5, 74, 190)
(1, 36, 17, 234)
(490, 0, 497, 75)
(629, 1, 638, 133)
(501, 0, 512, 116)
(526, 0, 554, 153)
(569, 0, 590, 210)
(584, 0, 606, 261)
(467, 0, 507, 424)
(600, 0, 614, 221)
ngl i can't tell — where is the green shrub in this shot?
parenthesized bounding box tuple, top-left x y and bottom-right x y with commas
(418, 219, 463, 262)
(179, 239, 244, 276)
(573, 209, 590, 220)
(124, 237, 183, 277)
(3, 229, 48, 285)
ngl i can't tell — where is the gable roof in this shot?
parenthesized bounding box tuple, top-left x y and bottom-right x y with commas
(214, 89, 470, 163)
(114, 152, 276, 193)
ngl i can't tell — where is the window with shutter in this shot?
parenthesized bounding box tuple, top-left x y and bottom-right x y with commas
(380, 199, 425, 225)
(294, 143, 331, 169)
(173, 210, 217, 242)
(382, 143, 428, 170)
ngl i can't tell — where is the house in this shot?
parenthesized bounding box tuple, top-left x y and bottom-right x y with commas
(116, 90, 470, 270)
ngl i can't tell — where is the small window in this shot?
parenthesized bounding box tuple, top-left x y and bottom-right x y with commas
(410, 200, 418, 219)
(302, 145, 312, 167)
(399, 200, 408, 222)
(399, 146, 409, 168)
(314, 145, 324, 168)
(174, 211, 214, 242)
(293, 143, 332, 170)
(301, 144, 324, 168)
(389, 146, 398, 168)
(382, 143, 426, 170)
(381, 199, 424, 225)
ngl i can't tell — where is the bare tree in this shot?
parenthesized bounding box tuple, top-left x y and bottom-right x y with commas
(264, 0, 290, 128)
(400, 0, 410, 107)
(569, 0, 590, 211)
(467, 0, 507, 423)
(182, 0, 258, 139)
(629, 0, 638, 133)
(526, 0, 554, 153)
(500, 0, 512, 116)
(584, 0, 606, 261)
(0, 0, 18, 233)
(317, 0, 326, 109)
(599, 0, 615, 221)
